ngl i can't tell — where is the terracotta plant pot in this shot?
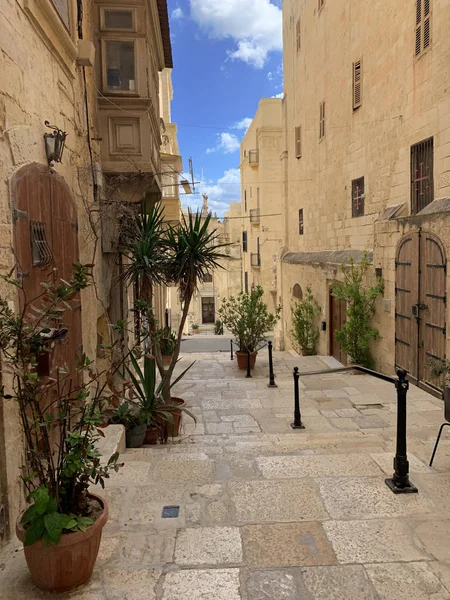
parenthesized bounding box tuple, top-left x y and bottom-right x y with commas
(144, 426, 160, 445)
(162, 355, 172, 366)
(16, 493, 108, 593)
(193, 329, 199, 335)
(165, 397, 186, 437)
(125, 423, 146, 448)
(236, 351, 258, 370)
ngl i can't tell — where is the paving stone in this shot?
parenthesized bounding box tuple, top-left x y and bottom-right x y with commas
(353, 415, 388, 429)
(191, 483, 223, 498)
(202, 410, 220, 422)
(329, 417, 361, 431)
(107, 462, 151, 486)
(318, 476, 435, 519)
(302, 565, 378, 599)
(429, 562, 450, 594)
(323, 519, 430, 563)
(230, 479, 328, 523)
(371, 452, 431, 475)
(205, 422, 235, 434)
(205, 501, 230, 524)
(162, 569, 241, 600)
(256, 454, 383, 479)
(244, 568, 310, 599)
(102, 568, 161, 599)
(116, 531, 175, 566)
(149, 459, 215, 484)
(297, 416, 335, 431)
(366, 562, 450, 599)
(350, 394, 386, 406)
(413, 520, 450, 562)
(175, 527, 243, 565)
(242, 522, 337, 567)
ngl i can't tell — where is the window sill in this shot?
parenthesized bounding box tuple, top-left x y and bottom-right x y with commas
(24, 0, 77, 77)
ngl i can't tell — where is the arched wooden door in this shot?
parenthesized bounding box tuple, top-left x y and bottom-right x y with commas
(395, 230, 446, 394)
(11, 164, 82, 378)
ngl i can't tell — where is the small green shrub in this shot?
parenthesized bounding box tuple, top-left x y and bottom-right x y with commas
(331, 253, 384, 368)
(214, 320, 224, 335)
(291, 286, 320, 355)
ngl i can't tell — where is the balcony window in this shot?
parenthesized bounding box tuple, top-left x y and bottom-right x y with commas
(103, 9, 135, 31)
(51, 0, 70, 30)
(104, 41, 136, 92)
(250, 209, 260, 224)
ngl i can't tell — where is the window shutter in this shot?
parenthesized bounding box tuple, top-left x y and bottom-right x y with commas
(424, 0, 431, 49)
(295, 126, 302, 158)
(299, 209, 304, 235)
(296, 19, 301, 51)
(353, 60, 362, 110)
(242, 231, 248, 252)
(319, 102, 325, 139)
(351, 177, 365, 217)
(415, 0, 431, 56)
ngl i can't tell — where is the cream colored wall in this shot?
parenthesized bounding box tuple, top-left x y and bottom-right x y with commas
(0, 0, 103, 541)
(240, 99, 284, 315)
(280, 0, 450, 369)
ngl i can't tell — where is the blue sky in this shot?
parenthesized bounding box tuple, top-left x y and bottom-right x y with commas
(167, 0, 283, 217)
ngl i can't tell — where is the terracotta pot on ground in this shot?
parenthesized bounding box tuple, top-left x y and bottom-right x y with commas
(235, 351, 258, 370)
(165, 397, 186, 437)
(143, 426, 160, 445)
(162, 355, 172, 366)
(16, 493, 108, 593)
(193, 329, 199, 335)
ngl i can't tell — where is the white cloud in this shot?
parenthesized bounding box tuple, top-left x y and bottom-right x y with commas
(232, 117, 253, 131)
(172, 7, 184, 19)
(190, 0, 282, 68)
(183, 168, 241, 217)
(207, 132, 240, 154)
(272, 92, 284, 98)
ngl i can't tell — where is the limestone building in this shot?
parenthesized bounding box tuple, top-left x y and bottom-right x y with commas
(280, 0, 450, 392)
(240, 99, 284, 315)
(0, 0, 172, 543)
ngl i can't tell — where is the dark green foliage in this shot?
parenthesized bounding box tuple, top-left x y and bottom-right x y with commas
(331, 254, 384, 368)
(291, 287, 320, 355)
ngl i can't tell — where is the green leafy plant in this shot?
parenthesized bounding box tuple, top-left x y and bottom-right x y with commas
(214, 319, 224, 335)
(0, 265, 136, 546)
(121, 204, 228, 403)
(331, 254, 384, 368)
(291, 287, 321, 355)
(158, 327, 177, 357)
(218, 286, 281, 353)
(192, 324, 199, 330)
(110, 401, 142, 429)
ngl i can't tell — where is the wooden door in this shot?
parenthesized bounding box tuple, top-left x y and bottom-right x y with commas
(201, 297, 215, 324)
(395, 231, 446, 394)
(418, 234, 446, 390)
(12, 164, 82, 379)
(330, 291, 346, 364)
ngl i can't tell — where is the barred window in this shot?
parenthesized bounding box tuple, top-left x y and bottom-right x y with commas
(352, 177, 365, 217)
(411, 137, 434, 214)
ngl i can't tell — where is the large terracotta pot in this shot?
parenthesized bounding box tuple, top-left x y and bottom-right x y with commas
(16, 493, 108, 593)
(236, 351, 258, 370)
(193, 329, 199, 335)
(165, 397, 186, 437)
(162, 355, 172, 366)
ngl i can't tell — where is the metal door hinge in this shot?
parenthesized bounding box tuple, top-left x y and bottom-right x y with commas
(0, 504, 6, 537)
(13, 208, 28, 223)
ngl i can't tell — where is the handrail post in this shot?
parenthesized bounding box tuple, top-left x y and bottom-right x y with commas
(267, 341, 277, 388)
(291, 367, 305, 429)
(385, 368, 418, 494)
(246, 350, 252, 378)
(230, 339, 234, 361)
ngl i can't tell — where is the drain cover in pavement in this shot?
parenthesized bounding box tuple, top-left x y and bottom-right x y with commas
(162, 506, 180, 518)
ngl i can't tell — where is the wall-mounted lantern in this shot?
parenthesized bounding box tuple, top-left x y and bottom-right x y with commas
(44, 121, 67, 166)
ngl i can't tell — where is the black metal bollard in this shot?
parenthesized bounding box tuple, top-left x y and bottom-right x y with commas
(385, 368, 418, 494)
(230, 339, 234, 361)
(291, 367, 305, 429)
(246, 350, 252, 378)
(267, 341, 277, 388)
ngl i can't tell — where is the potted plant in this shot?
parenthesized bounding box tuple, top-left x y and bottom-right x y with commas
(110, 401, 146, 448)
(214, 319, 224, 335)
(331, 253, 384, 368)
(121, 204, 227, 407)
(125, 352, 196, 443)
(291, 286, 321, 355)
(192, 323, 200, 334)
(0, 265, 124, 592)
(218, 286, 281, 370)
(158, 327, 177, 365)
(429, 357, 450, 403)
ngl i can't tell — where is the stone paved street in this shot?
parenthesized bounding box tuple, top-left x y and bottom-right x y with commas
(2, 350, 450, 599)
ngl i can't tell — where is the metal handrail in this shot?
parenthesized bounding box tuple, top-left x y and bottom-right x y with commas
(295, 365, 396, 384)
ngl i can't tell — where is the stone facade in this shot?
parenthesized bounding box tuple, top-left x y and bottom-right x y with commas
(240, 99, 284, 315)
(0, 0, 172, 543)
(279, 0, 450, 379)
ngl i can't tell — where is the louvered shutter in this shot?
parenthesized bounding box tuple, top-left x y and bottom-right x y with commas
(353, 60, 362, 110)
(295, 126, 302, 158)
(319, 102, 325, 139)
(416, 0, 431, 56)
(296, 19, 301, 51)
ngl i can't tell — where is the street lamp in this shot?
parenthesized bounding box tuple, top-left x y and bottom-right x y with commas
(44, 121, 67, 166)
